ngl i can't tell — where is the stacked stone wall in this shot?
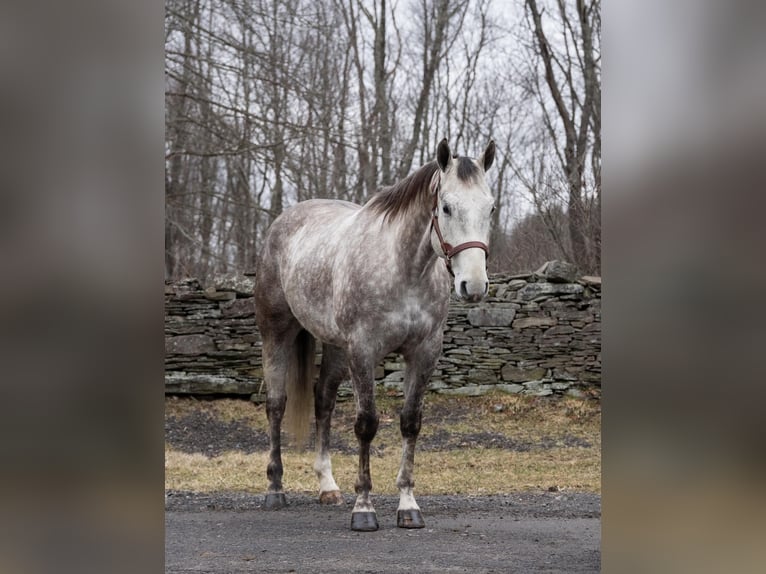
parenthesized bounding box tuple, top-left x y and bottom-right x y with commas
(165, 262, 601, 400)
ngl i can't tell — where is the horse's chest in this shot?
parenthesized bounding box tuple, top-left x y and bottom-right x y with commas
(386, 296, 444, 339)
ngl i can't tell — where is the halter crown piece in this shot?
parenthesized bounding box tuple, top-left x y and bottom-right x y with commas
(429, 173, 489, 277)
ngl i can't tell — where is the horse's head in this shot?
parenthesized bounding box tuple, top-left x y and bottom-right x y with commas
(430, 138, 496, 302)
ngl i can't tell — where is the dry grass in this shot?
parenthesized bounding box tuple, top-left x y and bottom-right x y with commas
(165, 392, 600, 494)
(165, 447, 600, 494)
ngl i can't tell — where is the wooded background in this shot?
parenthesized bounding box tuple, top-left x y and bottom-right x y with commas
(165, 0, 600, 282)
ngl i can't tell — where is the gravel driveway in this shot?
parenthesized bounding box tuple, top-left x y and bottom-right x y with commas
(166, 491, 600, 573)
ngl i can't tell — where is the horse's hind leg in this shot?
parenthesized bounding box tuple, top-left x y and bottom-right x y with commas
(396, 338, 441, 528)
(260, 322, 301, 509)
(313, 344, 347, 505)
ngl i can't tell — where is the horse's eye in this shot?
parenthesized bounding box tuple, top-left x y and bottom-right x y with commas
(442, 204, 451, 216)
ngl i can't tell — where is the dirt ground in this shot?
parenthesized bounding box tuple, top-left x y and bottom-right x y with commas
(164, 393, 597, 457)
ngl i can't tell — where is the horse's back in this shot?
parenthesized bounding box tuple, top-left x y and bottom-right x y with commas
(258, 199, 358, 262)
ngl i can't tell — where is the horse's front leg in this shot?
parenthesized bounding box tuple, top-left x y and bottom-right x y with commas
(396, 339, 440, 528)
(348, 351, 380, 531)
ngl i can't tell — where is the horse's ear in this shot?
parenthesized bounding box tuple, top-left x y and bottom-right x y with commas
(480, 140, 495, 171)
(437, 138, 451, 171)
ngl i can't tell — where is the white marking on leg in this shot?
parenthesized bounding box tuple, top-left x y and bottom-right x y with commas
(313, 451, 340, 495)
(396, 438, 420, 511)
(352, 496, 375, 513)
(397, 486, 421, 512)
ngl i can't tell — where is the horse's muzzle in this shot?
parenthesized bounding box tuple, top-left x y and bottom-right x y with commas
(459, 280, 488, 302)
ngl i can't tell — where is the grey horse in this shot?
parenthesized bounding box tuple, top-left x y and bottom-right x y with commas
(253, 139, 495, 531)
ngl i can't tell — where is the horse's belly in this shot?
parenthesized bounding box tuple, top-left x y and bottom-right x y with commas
(289, 301, 346, 347)
(281, 268, 346, 345)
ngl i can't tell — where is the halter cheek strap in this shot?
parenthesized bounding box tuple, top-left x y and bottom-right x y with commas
(429, 175, 489, 277)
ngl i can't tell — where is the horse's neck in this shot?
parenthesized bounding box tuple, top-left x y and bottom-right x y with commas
(388, 210, 439, 282)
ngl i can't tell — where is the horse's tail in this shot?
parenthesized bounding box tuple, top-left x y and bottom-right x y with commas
(284, 329, 316, 450)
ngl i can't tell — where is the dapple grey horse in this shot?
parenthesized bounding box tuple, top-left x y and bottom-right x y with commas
(253, 139, 495, 531)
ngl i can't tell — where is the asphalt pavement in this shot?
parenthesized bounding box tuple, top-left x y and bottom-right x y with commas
(165, 491, 601, 573)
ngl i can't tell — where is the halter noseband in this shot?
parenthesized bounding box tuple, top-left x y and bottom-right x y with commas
(429, 174, 489, 277)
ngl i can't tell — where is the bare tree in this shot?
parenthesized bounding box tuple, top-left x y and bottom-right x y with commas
(520, 0, 601, 273)
(164, 0, 599, 281)
(397, 0, 470, 178)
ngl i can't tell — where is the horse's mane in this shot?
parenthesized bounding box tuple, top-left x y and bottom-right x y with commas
(366, 161, 440, 222)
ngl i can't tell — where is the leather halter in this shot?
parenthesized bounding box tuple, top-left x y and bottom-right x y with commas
(429, 174, 489, 277)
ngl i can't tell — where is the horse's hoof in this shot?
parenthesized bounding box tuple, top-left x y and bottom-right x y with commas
(397, 509, 425, 529)
(350, 511, 379, 531)
(263, 492, 287, 510)
(319, 490, 345, 505)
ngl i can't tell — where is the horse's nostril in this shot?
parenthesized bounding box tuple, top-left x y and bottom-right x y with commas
(483, 282, 488, 294)
(460, 281, 468, 298)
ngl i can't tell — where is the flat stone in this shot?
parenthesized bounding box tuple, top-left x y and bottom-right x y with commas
(467, 307, 516, 327)
(215, 341, 252, 352)
(579, 275, 601, 287)
(471, 359, 504, 368)
(496, 383, 524, 394)
(437, 384, 494, 397)
(535, 260, 579, 283)
(467, 368, 498, 384)
(485, 347, 511, 355)
(211, 274, 255, 295)
(445, 348, 471, 355)
(203, 288, 236, 301)
(518, 282, 584, 301)
(501, 364, 547, 383)
(427, 380, 449, 390)
(517, 282, 554, 301)
(437, 385, 482, 396)
(552, 368, 578, 381)
(166, 334, 216, 355)
(552, 310, 593, 321)
(440, 356, 473, 365)
(544, 325, 575, 336)
(555, 284, 586, 296)
(464, 328, 487, 337)
(221, 298, 255, 318)
(186, 309, 222, 320)
(165, 372, 256, 395)
(581, 371, 601, 383)
(512, 317, 557, 329)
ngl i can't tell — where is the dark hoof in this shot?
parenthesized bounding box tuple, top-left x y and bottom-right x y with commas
(319, 490, 345, 505)
(263, 492, 287, 510)
(350, 511, 379, 531)
(397, 509, 425, 529)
